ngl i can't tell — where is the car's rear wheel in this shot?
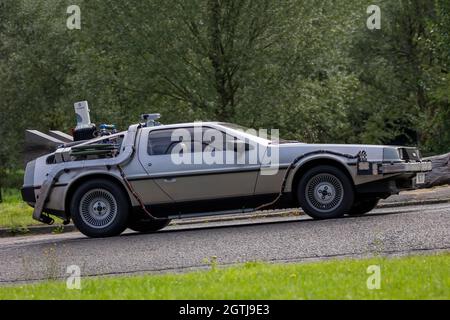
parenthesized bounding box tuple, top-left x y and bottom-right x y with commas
(70, 179, 129, 238)
(347, 198, 379, 216)
(128, 217, 171, 233)
(297, 165, 354, 219)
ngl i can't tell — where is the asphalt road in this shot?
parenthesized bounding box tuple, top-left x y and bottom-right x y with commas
(0, 202, 449, 284)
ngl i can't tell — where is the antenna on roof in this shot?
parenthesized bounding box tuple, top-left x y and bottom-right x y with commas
(141, 114, 161, 127)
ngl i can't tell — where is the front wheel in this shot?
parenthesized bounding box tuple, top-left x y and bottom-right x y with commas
(70, 179, 130, 238)
(297, 165, 354, 219)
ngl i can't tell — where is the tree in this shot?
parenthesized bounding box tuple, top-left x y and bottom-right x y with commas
(0, 0, 77, 175)
(348, 0, 442, 151)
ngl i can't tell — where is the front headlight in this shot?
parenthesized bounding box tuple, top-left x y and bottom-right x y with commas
(397, 147, 421, 162)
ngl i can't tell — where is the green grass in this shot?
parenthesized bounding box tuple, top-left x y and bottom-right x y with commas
(0, 254, 448, 299)
(0, 188, 64, 230)
(0, 189, 36, 230)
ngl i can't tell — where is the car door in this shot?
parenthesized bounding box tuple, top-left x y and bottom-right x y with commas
(137, 125, 261, 212)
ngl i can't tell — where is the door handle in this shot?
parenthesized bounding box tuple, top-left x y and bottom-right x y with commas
(164, 178, 176, 183)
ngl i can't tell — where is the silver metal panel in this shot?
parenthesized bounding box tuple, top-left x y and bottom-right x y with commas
(254, 168, 287, 195)
(129, 179, 173, 204)
(155, 171, 258, 201)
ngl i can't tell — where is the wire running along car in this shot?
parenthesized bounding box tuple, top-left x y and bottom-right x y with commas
(22, 102, 432, 237)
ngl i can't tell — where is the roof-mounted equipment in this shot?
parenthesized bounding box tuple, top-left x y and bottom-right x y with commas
(141, 113, 161, 127)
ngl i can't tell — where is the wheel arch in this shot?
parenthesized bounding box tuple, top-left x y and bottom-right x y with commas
(64, 172, 132, 218)
(290, 157, 355, 206)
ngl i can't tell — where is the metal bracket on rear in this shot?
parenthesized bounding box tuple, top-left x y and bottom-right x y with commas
(32, 166, 63, 224)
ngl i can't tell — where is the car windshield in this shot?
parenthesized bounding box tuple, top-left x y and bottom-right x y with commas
(219, 122, 250, 131)
(219, 123, 300, 144)
(219, 122, 268, 141)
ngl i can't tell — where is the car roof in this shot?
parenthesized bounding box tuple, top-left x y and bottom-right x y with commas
(146, 122, 221, 130)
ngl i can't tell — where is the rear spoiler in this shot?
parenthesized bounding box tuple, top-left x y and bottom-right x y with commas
(24, 130, 74, 163)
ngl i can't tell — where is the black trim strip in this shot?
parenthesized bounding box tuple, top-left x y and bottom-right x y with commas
(127, 167, 266, 181)
(54, 183, 69, 187)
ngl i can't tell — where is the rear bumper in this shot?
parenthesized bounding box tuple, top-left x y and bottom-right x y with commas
(21, 186, 37, 204)
(22, 185, 66, 218)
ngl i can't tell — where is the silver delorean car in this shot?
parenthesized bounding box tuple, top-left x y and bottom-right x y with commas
(22, 109, 432, 238)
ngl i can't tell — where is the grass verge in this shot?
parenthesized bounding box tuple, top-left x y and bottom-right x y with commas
(0, 189, 36, 230)
(0, 253, 448, 299)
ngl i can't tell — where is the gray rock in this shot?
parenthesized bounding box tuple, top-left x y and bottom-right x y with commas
(423, 152, 450, 188)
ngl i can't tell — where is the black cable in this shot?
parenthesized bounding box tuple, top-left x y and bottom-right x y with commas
(117, 165, 166, 221)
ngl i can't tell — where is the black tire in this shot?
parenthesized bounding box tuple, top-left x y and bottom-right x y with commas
(347, 198, 379, 216)
(70, 179, 129, 238)
(297, 165, 354, 219)
(128, 217, 171, 233)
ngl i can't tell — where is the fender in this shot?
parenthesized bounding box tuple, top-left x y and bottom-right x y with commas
(61, 169, 139, 215)
(284, 154, 357, 193)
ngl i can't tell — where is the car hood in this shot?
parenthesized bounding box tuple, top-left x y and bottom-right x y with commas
(271, 143, 419, 163)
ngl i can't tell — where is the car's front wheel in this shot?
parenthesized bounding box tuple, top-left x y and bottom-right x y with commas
(70, 179, 129, 238)
(297, 165, 354, 219)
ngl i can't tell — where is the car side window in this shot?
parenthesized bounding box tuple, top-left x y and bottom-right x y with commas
(148, 127, 229, 156)
(201, 128, 227, 152)
(148, 129, 177, 155)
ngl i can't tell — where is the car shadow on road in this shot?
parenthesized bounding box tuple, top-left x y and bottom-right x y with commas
(119, 207, 418, 238)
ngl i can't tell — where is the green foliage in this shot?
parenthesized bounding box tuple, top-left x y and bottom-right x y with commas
(0, 254, 448, 299)
(0, 0, 78, 184)
(0, 0, 449, 181)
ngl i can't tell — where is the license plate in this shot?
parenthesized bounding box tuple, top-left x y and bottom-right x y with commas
(415, 173, 426, 185)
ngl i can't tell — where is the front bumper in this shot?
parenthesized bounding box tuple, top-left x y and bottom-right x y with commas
(355, 161, 432, 196)
(357, 160, 432, 176)
(381, 161, 432, 174)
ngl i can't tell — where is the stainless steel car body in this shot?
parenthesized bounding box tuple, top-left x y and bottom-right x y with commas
(22, 122, 432, 223)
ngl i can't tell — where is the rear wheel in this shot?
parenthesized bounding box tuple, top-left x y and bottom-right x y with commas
(297, 165, 354, 219)
(347, 198, 379, 216)
(128, 218, 171, 233)
(70, 179, 129, 238)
